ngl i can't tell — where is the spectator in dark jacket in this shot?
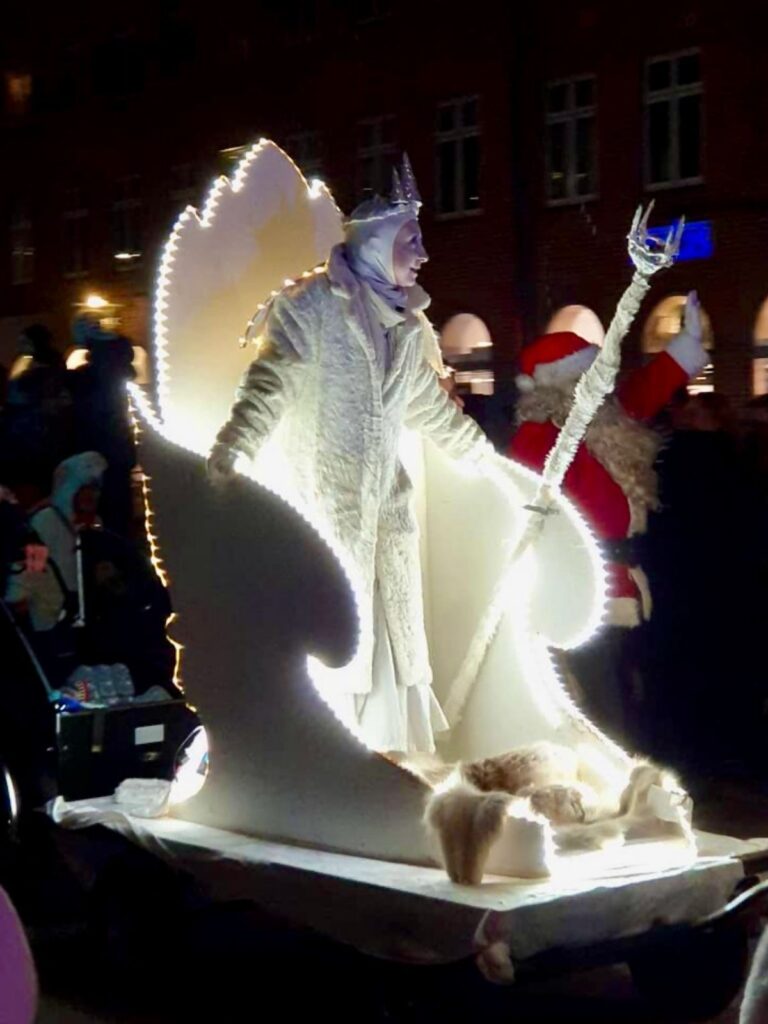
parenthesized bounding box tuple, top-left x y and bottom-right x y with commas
(0, 325, 73, 503)
(68, 316, 137, 539)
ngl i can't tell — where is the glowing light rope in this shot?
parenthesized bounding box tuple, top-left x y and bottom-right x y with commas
(129, 382, 372, 750)
(153, 140, 341, 427)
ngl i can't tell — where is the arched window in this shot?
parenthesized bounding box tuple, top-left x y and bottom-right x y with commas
(440, 313, 492, 357)
(545, 305, 605, 347)
(641, 294, 713, 354)
(753, 299, 768, 396)
(439, 313, 493, 394)
(642, 294, 714, 393)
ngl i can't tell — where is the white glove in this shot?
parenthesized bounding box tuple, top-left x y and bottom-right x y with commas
(666, 290, 708, 378)
(682, 290, 702, 345)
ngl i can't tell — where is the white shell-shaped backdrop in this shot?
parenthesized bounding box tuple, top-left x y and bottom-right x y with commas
(134, 140, 631, 870)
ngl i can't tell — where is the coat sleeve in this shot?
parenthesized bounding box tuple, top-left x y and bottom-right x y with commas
(212, 292, 314, 461)
(404, 324, 492, 461)
(618, 330, 709, 422)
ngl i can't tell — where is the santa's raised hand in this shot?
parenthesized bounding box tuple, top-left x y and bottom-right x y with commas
(681, 290, 702, 345)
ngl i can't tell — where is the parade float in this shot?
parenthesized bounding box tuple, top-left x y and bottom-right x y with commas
(54, 141, 768, 1004)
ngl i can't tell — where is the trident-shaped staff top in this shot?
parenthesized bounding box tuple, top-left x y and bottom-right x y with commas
(628, 200, 685, 277)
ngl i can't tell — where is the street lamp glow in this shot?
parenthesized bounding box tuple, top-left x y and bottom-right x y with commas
(84, 293, 109, 310)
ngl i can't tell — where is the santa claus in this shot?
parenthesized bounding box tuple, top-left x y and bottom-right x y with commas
(508, 292, 708, 736)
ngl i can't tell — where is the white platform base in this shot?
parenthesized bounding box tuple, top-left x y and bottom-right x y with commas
(50, 797, 757, 970)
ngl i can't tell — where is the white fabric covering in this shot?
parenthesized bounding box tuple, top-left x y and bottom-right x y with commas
(49, 798, 747, 972)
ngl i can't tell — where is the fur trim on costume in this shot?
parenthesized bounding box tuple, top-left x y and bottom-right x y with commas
(516, 386, 662, 535)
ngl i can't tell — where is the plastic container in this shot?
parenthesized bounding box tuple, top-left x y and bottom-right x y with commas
(65, 665, 97, 704)
(111, 663, 135, 703)
(92, 665, 118, 706)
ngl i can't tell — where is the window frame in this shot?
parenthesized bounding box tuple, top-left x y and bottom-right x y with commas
(434, 95, 482, 220)
(544, 73, 598, 207)
(644, 47, 704, 191)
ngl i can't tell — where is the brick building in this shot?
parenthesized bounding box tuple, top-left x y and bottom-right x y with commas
(1, 0, 767, 402)
(516, 0, 768, 403)
(0, 1, 521, 393)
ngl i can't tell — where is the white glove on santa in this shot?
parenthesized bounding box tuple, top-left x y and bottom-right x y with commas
(666, 290, 709, 378)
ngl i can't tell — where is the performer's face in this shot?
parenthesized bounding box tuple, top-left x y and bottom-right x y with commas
(392, 220, 428, 287)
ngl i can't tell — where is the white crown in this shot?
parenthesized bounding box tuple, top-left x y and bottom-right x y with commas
(345, 153, 422, 227)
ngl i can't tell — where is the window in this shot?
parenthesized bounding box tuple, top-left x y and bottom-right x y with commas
(356, 116, 396, 197)
(440, 314, 492, 357)
(545, 305, 605, 346)
(642, 294, 713, 393)
(642, 294, 713, 354)
(286, 130, 323, 180)
(112, 176, 142, 268)
(645, 49, 703, 187)
(62, 188, 89, 278)
(752, 299, 768, 396)
(435, 97, 480, 216)
(10, 205, 34, 285)
(5, 72, 32, 115)
(545, 76, 596, 203)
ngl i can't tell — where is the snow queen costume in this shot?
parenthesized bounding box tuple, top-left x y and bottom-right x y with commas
(208, 158, 492, 752)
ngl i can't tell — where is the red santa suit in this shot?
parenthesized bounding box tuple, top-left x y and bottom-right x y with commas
(508, 327, 709, 626)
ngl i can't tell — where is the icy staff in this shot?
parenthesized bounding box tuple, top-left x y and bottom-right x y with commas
(443, 203, 684, 727)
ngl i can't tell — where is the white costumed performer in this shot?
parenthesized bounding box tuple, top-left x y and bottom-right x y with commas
(208, 158, 492, 753)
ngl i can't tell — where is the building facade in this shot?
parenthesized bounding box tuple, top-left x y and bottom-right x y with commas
(0, 1, 522, 392)
(1, 1, 767, 402)
(517, 0, 768, 403)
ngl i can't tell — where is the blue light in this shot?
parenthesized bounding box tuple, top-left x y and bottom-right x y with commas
(650, 220, 713, 261)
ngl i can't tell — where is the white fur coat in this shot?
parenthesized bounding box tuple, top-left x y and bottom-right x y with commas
(213, 247, 490, 696)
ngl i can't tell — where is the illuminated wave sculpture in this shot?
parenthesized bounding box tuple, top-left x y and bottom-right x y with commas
(132, 140, 686, 877)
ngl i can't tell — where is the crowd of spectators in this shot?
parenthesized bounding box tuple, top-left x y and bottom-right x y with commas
(0, 317, 177, 725)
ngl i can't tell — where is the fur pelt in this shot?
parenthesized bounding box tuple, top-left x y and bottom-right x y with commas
(414, 742, 599, 883)
(417, 743, 687, 884)
(398, 741, 599, 822)
(462, 741, 580, 794)
(424, 781, 511, 885)
(516, 384, 662, 535)
(553, 761, 687, 850)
